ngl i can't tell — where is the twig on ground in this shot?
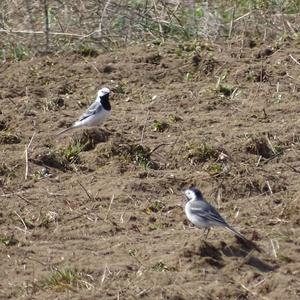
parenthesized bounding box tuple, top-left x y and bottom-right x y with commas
(82, 57, 101, 74)
(240, 283, 258, 298)
(254, 278, 265, 288)
(270, 239, 278, 258)
(282, 162, 300, 173)
(0, 28, 85, 37)
(149, 143, 173, 155)
(120, 205, 128, 223)
(99, 0, 113, 37)
(1, 191, 25, 197)
(261, 153, 281, 165)
(7, 97, 17, 106)
(152, 0, 164, 41)
(105, 194, 115, 221)
(17, 194, 36, 206)
(159, 0, 185, 28)
(140, 110, 150, 146)
(80, 280, 94, 290)
(77, 180, 94, 201)
(101, 263, 108, 285)
(256, 155, 262, 167)
(15, 226, 27, 234)
(289, 54, 300, 66)
(14, 211, 28, 232)
(286, 73, 300, 83)
(27, 256, 47, 266)
(234, 11, 251, 23)
(24, 132, 36, 180)
(265, 134, 276, 155)
(265, 181, 273, 194)
(24, 145, 29, 180)
(285, 20, 296, 34)
(65, 209, 101, 223)
(216, 187, 222, 210)
(228, 6, 235, 38)
(42, 0, 50, 52)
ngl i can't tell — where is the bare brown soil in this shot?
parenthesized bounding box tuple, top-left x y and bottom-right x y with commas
(0, 37, 300, 299)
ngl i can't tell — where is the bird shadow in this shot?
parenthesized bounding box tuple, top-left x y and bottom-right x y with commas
(219, 240, 276, 272)
(188, 240, 276, 273)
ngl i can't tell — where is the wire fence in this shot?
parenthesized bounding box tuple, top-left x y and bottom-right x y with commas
(0, 0, 299, 59)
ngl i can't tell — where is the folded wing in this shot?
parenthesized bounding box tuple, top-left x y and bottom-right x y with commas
(78, 100, 103, 121)
(189, 201, 228, 227)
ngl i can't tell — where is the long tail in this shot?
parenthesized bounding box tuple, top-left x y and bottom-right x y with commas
(225, 224, 248, 241)
(225, 225, 262, 252)
(56, 126, 75, 136)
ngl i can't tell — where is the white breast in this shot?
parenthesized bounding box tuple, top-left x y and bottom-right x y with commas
(185, 201, 209, 229)
(75, 109, 110, 128)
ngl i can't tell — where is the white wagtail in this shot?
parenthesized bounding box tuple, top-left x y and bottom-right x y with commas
(57, 87, 111, 135)
(184, 187, 250, 241)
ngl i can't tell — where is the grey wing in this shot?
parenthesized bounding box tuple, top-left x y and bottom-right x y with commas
(189, 201, 228, 226)
(78, 100, 103, 121)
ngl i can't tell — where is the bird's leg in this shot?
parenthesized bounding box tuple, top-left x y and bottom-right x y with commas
(202, 228, 209, 239)
(204, 228, 211, 239)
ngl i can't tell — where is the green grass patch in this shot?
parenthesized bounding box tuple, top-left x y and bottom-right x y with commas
(0, 235, 18, 246)
(218, 84, 235, 97)
(37, 139, 87, 171)
(152, 120, 169, 132)
(186, 143, 219, 164)
(168, 114, 182, 123)
(146, 200, 165, 213)
(128, 248, 137, 257)
(113, 83, 126, 94)
(0, 163, 17, 185)
(0, 43, 29, 61)
(41, 269, 81, 292)
(152, 261, 176, 272)
(149, 223, 165, 231)
(207, 162, 223, 175)
(60, 139, 88, 164)
(76, 45, 99, 57)
(99, 142, 158, 169)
